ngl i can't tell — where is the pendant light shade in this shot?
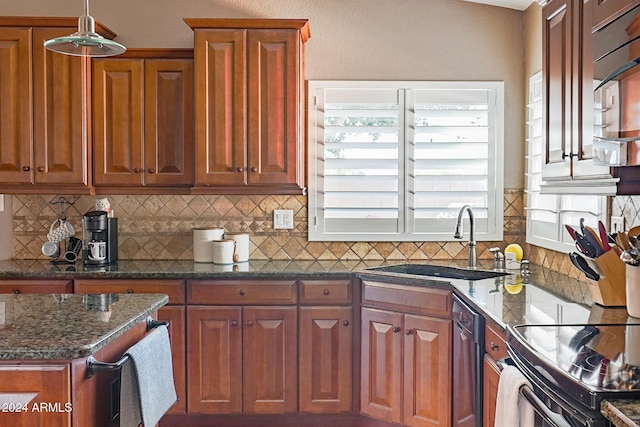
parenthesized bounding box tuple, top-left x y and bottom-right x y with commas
(44, 0, 126, 57)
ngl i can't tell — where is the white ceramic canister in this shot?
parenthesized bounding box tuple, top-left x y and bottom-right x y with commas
(193, 227, 224, 263)
(212, 239, 236, 264)
(224, 232, 250, 262)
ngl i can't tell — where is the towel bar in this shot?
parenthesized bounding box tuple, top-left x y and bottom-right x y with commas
(85, 317, 168, 378)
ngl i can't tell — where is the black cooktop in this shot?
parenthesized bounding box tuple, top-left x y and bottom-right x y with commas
(507, 323, 640, 410)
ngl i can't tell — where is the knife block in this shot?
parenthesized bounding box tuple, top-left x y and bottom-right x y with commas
(585, 249, 626, 307)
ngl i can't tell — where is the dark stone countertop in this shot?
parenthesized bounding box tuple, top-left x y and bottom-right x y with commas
(0, 257, 637, 425)
(0, 293, 168, 360)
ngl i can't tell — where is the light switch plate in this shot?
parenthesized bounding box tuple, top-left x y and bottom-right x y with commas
(0, 195, 4, 212)
(273, 210, 294, 229)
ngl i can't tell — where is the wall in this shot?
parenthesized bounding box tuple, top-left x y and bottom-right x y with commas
(3, 0, 528, 261)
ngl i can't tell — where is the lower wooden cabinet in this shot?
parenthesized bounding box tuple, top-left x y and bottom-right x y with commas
(0, 279, 72, 294)
(483, 322, 507, 427)
(299, 306, 352, 413)
(0, 364, 71, 427)
(360, 307, 452, 427)
(186, 305, 297, 415)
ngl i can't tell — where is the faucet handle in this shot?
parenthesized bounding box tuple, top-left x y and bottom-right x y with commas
(489, 247, 505, 270)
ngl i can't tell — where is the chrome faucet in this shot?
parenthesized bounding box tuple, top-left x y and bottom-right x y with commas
(454, 205, 476, 268)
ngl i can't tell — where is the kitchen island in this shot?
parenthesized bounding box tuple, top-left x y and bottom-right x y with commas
(0, 293, 168, 426)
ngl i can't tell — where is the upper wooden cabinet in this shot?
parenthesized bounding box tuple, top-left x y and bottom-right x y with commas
(185, 19, 310, 195)
(541, 0, 613, 185)
(592, 0, 640, 29)
(92, 49, 194, 192)
(0, 18, 115, 193)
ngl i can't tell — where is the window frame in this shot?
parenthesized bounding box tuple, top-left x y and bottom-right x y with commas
(307, 80, 505, 242)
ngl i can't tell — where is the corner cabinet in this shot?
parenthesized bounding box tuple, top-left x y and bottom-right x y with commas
(360, 281, 452, 427)
(0, 18, 116, 193)
(185, 19, 310, 195)
(92, 49, 194, 193)
(541, 0, 613, 188)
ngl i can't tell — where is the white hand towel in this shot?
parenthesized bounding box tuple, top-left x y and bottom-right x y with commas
(494, 365, 535, 427)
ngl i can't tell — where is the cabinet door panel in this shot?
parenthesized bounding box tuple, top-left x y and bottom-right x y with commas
(158, 306, 186, 414)
(403, 314, 452, 427)
(33, 28, 86, 185)
(144, 59, 194, 186)
(299, 306, 352, 413)
(0, 28, 32, 183)
(187, 306, 242, 414)
(542, 0, 572, 179)
(483, 355, 501, 427)
(193, 29, 246, 186)
(247, 29, 300, 186)
(360, 307, 402, 424)
(243, 306, 297, 414)
(93, 59, 144, 186)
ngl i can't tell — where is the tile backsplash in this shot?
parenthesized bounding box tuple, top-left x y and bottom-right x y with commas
(13, 189, 526, 262)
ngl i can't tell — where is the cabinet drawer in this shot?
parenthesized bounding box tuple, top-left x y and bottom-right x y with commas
(361, 280, 451, 318)
(299, 279, 352, 304)
(0, 279, 72, 294)
(485, 322, 507, 360)
(188, 280, 297, 305)
(74, 279, 185, 304)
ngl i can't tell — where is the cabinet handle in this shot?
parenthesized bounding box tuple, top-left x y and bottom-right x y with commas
(11, 289, 19, 294)
(37, 166, 44, 172)
(246, 320, 254, 327)
(405, 329, 412, 335)
(323, 289, 330, 295)
(126, 289, 134, 294)
(392, 326, 401, 333)
(343, 320, 350, 327)
(22, 166, 30, 172)
(490, 342, 500, 351)
(147, 168, 155, 174)
(236, 167, 244, 173)
(561, 152, 577, 159)
(250, 166, 258, 173)
(230, 320, 238, 327)
(133, 167, 141, 173)
(239, 289, 246, 296)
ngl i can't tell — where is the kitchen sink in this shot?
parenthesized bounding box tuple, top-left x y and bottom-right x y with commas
(366, 263, 510, 280)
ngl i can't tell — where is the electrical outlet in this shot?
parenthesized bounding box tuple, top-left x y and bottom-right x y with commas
(611, 216, 625, 233)
(273, 210, 294, 229)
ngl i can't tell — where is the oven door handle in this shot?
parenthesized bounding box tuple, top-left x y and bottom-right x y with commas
(520, 384, 572, 427)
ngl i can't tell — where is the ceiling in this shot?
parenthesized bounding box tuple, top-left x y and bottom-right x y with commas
(463, 0, 535, 10)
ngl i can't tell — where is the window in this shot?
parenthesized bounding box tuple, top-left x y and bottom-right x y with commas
(308, 81, 504, 242)
(525, 72, 607, 252)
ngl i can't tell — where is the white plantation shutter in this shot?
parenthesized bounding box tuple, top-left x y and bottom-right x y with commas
(308, 81, 504, 242)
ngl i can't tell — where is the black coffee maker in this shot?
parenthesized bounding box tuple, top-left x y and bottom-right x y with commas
(82, 211, 118, 265)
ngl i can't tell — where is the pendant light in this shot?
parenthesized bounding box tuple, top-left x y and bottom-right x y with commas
(44, 0, 126, 57)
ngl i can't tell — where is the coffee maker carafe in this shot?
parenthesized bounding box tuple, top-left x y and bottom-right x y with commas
(82, 211, 118, 265)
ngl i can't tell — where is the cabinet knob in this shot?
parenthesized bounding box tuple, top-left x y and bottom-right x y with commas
(246, 320, 254, 327)
(22, 166, 30, 172)
(392, 326, 401, 333)
(134, 167, 141, 173)
(405, 329, 412, 335)
(250, 166, 258, 173)
(239, 289, 246, 296)
(230, 320, 238, 327)
(126, 289, 134, 294)
(490, 342, 499, 351)
(147, 168, 155, 174)
(37, 166, 44, 172)
(323, 289, 330, 295)
(235, 167, 244, 173)
(343, 320, 350, 327)
(11, 289, 19, 294)
(561, 152, 577, 159)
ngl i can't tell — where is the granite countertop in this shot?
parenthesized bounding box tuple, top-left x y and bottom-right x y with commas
(0, 293, 168, 360)
(0, 257, 637, 425)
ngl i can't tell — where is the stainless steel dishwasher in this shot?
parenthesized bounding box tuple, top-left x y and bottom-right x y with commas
(452, 293, 484, 427)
